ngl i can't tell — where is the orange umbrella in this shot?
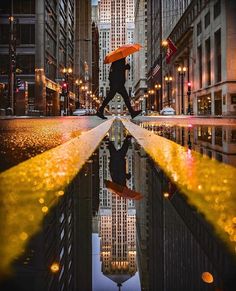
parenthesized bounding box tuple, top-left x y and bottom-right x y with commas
(104, 43, 142, 64)
(104, 179, 143, 201)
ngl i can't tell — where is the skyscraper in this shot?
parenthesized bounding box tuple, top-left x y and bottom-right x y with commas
(98, 0, 135, 114)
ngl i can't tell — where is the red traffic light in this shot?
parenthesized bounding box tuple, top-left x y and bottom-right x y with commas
(188, 82, 191, 87)
(62, 82, 67, 88)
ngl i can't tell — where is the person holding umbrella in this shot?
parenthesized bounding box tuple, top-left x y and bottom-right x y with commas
(96, 44, 142, 119)
(104, 135, 143, 201)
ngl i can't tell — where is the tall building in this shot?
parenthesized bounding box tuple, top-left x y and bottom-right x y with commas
(0, 0, 93, 116)
(98, 121, 137, 288)
(74, 0, 92, 109)
(98, 0, 135, 114)
(147, 0, 236, 116)
(92, 4, 100, 103)
(133, 0, 148, 112)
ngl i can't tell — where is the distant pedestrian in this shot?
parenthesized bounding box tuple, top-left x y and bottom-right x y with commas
(96, 58, 142, 119)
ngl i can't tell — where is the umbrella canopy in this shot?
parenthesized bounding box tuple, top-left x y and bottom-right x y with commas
(104, 43, 142, 64)
(104, 179, 143, 200)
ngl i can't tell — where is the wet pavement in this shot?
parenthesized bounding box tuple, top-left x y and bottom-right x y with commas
(0, 117, 236, 291)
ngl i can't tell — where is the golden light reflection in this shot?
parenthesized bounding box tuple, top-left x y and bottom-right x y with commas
(50, 262, 60, 273)
(0, 119, 114, 275)
(122, 119, 236, 253)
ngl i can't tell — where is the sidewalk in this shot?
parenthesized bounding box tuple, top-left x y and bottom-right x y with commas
(135, 115, 236, 126)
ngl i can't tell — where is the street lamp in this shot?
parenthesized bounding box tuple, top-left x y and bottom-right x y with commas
(164, 76, 172, 107)
(177, 66, 187, 114)
(75, 79, 83, 109)
(62, 67, 73, 115)
(154, 83, 161, 112)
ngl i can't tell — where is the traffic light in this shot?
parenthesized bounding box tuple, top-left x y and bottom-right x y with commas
(62, 81, 68, 95)
(15, 78, 22, 93)
(187, 82, 191, 93)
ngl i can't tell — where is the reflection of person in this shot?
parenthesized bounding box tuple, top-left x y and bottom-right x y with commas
(108, 136, 131, 186)
(96, 58, 142, 119)
(105, 136, 143, 200)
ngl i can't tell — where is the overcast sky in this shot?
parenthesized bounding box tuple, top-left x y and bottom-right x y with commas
(92, 0, 98, 5)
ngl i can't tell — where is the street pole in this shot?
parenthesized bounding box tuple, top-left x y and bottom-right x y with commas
(8, 0, 16, 115)
(159, 0, 163, 112)
(181, 74, 184, 114)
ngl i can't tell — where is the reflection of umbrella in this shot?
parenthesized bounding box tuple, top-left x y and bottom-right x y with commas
(104, 179, 143, 200)
(104, 43, 142, 64)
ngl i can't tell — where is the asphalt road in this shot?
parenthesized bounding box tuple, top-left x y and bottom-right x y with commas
(0, 116, 105, 172)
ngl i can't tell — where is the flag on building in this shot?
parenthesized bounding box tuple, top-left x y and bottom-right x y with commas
(166, 38, 177, 64)
(152, 63, 160, 77)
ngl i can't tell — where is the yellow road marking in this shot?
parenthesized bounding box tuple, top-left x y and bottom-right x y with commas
(122, 119, 236, 254)
(0, 119, 113, 275)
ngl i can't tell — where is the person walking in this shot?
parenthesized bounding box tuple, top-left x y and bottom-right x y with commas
(96, 58, 142, 119)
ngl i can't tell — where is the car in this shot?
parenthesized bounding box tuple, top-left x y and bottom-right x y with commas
(160, 106, 176, 115)
(72, 109, 87, 116)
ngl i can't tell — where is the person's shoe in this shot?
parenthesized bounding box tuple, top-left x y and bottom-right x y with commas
(131, 110, 142, 119)
(96, 111, 107, 119)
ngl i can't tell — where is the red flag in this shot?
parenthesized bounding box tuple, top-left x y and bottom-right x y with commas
(166, 38, 177, 64)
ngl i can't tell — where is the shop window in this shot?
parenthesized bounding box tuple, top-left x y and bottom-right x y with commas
(231, 94, 236, 104)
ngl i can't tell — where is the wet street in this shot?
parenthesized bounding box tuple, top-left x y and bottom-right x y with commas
(0, 116, 236, 291)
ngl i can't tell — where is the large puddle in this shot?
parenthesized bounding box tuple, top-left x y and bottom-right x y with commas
(0, 119, 235, 291)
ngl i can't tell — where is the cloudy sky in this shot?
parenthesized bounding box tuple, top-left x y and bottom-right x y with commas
(92, 0, 98, 4)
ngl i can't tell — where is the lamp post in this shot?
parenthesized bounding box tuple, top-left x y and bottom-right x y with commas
(62, 67, 72, 115)
(75, 79, 83, 109)
(164, 76, 172, 107)
(154, 83, 161, 112)
(177, 66, 186, 114)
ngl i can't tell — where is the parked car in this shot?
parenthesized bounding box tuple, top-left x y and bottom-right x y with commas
(72, 109, 87, 116)
(160, 106, 175, 115)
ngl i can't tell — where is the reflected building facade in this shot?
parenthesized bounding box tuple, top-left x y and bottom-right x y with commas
(134, 134, 236, 291)
(0, 156, 99, 291)
(98, 121, 137, 288)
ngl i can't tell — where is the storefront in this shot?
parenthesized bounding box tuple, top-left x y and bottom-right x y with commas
(197, 94, 211, 115)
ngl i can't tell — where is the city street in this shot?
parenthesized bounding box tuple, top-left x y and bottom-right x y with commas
(0, 0, 236, 290)
(0, 116, 104, 171)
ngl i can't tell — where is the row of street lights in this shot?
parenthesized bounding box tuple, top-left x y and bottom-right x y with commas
(144, 65, 191, 115)
(61, 67, 99, 115)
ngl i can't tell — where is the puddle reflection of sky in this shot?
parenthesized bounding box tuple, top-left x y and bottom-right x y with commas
(92, 234, 141, 291)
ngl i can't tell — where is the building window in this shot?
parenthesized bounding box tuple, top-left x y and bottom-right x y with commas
(17, 24, 35, 44)
(205, 38, 211, 86)
(0, 24, 10, 44)
(204, 11, 210, 28)
(16, 54, 35, 74)
(197, 45, 202, 88)
(231, 94, 236, 104)
(14, 0, 35, 14)
(214, 29, 221, 83)
(197, 21, 202, 36)
(214, 0, 221, 19)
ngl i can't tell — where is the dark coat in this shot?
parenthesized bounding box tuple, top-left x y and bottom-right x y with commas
(109, 58, 130, 87)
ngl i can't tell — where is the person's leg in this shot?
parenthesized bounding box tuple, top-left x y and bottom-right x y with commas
(98, 87, 116, 113)
(117, 86, 134, 114)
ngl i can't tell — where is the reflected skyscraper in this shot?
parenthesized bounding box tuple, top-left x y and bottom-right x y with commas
(98, 121, 137, 288)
